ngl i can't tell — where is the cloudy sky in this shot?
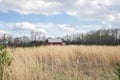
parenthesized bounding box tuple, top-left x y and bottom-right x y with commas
(0, 0, 120, 37)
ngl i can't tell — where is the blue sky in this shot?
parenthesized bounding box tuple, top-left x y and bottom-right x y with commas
(0, 0, 120, 37)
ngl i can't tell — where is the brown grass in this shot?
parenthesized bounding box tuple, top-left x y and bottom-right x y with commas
(5, 45, 120, 80)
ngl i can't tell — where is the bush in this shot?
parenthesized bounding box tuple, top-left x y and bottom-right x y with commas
(0, 45, 12, 80)
(114, 62, 120, 80)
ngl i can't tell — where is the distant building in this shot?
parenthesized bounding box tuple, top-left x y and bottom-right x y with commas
(47, 38, 63, 45)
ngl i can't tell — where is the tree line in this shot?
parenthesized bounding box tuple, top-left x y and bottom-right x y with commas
(0, 28, 120, 47)
(64, 29, 120, 45)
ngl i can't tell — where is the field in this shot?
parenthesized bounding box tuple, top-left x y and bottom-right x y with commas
(5, 45, 120, 80)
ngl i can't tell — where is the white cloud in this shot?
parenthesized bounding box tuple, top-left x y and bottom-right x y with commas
(0, 0, 62, 15)
(78, 25, 103, 31)
(63, 0, 120, 29)
(0, 30, 10, 34)
(58, 24, 76, 32)
(0, 22, 88, 37)
(0, 0, 120, 29)
(14, 22, 35, 30)
(35, 23, 80, 33)
(32, 29, 47, 35)
(35, 23, 56, 28)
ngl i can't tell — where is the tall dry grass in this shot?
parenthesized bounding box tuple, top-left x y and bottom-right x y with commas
(5, 45, 120, 80)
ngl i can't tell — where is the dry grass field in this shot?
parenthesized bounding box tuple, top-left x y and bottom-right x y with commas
(5, 45, 120, 80)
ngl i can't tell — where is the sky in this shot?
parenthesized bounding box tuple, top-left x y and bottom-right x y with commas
(0, 0, 120, 38)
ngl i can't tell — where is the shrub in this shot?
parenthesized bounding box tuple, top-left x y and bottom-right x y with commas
(0, 45, 12, 80)
(114, 61, 120, 80)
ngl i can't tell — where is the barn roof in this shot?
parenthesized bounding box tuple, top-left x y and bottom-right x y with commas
(48, 38, 63, 43)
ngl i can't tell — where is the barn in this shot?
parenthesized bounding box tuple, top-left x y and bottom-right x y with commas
(47, 38, 63, 45)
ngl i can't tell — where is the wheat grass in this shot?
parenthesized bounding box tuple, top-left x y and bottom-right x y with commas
(5, 45, 120, 80)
